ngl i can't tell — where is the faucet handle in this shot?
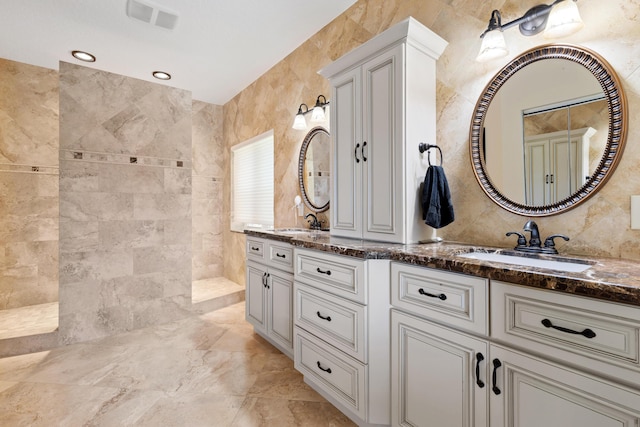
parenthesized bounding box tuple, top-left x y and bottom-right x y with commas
(544, 234, 570, 249)
(506, 231, 527, 248)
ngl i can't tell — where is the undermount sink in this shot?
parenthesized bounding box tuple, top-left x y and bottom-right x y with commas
(456, 250, 594, 273)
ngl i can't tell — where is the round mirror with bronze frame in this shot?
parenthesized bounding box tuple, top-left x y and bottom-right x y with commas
(469, 44, 627, 216)
(298, 126, 330, 213)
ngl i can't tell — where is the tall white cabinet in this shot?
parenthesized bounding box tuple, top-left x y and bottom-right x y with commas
(319, 17, 448, 244)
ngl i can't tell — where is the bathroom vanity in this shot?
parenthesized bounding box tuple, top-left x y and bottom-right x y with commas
(245, 10, 637, 427)
(245, 229, 640, 427)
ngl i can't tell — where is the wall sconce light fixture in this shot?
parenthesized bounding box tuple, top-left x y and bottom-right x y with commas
(476, 0, 583, 62)
(292, 95, 329, 130)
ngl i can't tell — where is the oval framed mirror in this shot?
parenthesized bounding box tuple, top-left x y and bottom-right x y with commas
(469, 44, 627, 216)
(298, 126, 330, 213)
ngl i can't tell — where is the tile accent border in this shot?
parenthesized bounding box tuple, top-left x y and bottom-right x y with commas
(0, 163, 59, 175)
(60, 149, 192, 169)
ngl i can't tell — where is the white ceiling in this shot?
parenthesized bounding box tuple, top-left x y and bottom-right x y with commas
(0, 0, 356, 105)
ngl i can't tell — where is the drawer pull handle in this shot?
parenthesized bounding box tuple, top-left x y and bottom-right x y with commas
(475, 353, 485, 389)
(418, 288, 447, 300)
(316, 267, 332, 276)
(251, 246, 260, 251)
(276, 253, 286, 258)
(317, 361, 332, 374)
(541, 318, 596, 339)
(316, 311, 332, 322)
(262, 272, 267, 287)
(492, 358, 502, 395)
(355, 143, 361, 163)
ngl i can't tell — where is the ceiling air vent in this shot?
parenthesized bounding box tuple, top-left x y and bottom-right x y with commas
(126, 0, 179, 30)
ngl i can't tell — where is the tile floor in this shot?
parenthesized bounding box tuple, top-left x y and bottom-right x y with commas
(0, 277, 243, 345)
(0, 302, 355, 426)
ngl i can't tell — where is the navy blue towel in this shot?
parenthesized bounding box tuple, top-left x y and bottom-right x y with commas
(421, 165, 454, 229)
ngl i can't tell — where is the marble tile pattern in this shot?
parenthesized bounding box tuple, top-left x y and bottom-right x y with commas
(0, 302, 355, 427)
(223, 0, 640, 286)
(192, 101, 224, 281)
(58, 62, 193, 344)
(247, 230, 640, 307)
(0, 58, 59, 310)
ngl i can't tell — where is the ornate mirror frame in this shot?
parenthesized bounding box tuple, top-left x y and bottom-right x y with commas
(298, 126, 330, 213)
(469, 44, 628, 216)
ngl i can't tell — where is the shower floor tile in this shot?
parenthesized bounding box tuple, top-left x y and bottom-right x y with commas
(0, 302, 58, 340)
(192, 276, 244, 304)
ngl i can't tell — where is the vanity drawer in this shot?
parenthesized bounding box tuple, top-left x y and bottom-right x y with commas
(391, 263, 488, 335)
(492, 281, 640, 382)
(294, 327, 366, 419)
(295, 282, 366, 363)
(246, 237, 266, 262)
(269, 241, 293, 272)
(295, 249, 365, 303)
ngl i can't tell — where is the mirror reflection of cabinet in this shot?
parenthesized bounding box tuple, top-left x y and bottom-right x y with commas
(524, 127, 595, 205)
(470, 45, 627, 216)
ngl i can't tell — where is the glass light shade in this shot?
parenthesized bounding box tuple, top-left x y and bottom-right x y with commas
(310, 106, 326, 122)
(292, 113, 307, 130)
(544, 0, 584, 39)
(476, 30, 508, 62)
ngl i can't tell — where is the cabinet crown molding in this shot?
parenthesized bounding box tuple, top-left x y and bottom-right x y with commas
(318, 16, 448, 80)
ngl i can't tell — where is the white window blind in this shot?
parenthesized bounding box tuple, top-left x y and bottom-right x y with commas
(231, 131, 274, 232)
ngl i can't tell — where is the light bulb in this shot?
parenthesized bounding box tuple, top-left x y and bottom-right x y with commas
(544, 0, 584, 39)
(310, 106, 326, 122)
(476, 30, 508, 62)
(292, 113, 307, 130)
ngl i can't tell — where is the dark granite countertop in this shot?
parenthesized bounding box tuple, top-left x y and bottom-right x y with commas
(245, 229, 640, 307)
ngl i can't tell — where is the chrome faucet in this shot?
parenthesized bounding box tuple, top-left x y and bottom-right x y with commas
(506, 220, 569, 255)
(304, 213, 323, 230)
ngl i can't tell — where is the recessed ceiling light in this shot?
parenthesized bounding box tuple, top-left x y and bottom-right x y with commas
(152, 71, 171, 80)
(71, 50, 96, 62)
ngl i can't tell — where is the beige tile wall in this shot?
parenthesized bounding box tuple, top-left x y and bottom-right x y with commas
(0, 59, 59, 310)
(223, 0, 640, 285)
(192, 101, 224, 280)
(58, 62, 193, 344)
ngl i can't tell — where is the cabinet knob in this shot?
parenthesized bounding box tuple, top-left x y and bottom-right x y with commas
(475, 353, 485, 389)
(316, 311, 332, 322)
(541, 318, 596, 339)
(316, 267, 332, 276)
(316, 361, 332, 374)
(418, 288, 447, 300)
(492, 358, 502, 395)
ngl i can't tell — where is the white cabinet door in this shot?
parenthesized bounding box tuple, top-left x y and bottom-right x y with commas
(246, 261, 267, 334)
(330, 45, 404, 243)
(268, 269, 294, 352)
(362, 44, 404, 242)
(489, 344, 640, 427)
(391, 310, 489, 427)
(331, 66, 362, 239)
